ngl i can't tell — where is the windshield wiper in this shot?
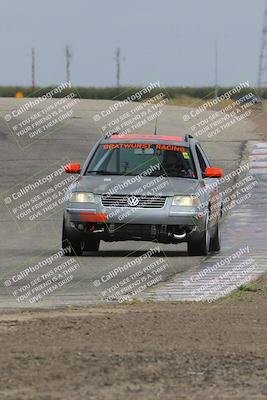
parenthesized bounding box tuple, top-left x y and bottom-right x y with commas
(87, 170, 121, 175)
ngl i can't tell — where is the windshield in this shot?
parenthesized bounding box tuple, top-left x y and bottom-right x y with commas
(85, 143, 197, 178)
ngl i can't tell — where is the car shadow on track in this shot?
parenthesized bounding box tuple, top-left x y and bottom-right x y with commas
(84, 250, 189, 257)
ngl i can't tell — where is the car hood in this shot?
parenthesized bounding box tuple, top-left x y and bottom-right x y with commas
(74, 175, 202, 196)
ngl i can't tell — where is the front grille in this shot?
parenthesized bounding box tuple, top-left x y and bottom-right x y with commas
(101, 194, 166, 208)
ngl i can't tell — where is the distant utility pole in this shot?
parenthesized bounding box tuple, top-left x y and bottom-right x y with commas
(65, 45, 72, 84)
(258, 0, 267, 89)
(214, 41, 218, 98)
(31, 47, 36, 89)
(115, 47, 121, 89)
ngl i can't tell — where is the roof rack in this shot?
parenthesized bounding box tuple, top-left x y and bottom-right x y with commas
(185, 134, 194, 142)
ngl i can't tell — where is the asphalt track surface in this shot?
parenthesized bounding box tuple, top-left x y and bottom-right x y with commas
(0, 97, 263, 309)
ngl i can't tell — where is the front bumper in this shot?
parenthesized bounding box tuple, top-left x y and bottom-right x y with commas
(64, 198, 207, 243)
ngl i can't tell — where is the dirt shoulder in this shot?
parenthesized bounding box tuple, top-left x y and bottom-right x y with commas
(0, 275, 266, 400)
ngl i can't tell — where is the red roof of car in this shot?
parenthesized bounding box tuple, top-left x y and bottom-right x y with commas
(110, 134, 184, 141)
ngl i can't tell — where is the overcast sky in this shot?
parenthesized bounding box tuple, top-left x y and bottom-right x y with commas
(1, 0, 266, 87)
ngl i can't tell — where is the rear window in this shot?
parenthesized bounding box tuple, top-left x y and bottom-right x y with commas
(85, 143, 197, 178)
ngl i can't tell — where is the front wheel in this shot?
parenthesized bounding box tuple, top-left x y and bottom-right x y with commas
(62, 224, 84, 256)
(62, 222, 100, 256)
(187, 218, 210, 256)
(209, 220, 221, 252)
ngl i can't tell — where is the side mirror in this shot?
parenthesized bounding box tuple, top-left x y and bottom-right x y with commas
(205, 167, 223, 178)
(65, 163, 81, 174)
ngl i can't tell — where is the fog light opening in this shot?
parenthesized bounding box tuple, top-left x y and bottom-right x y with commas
(77, 223, 85, 231)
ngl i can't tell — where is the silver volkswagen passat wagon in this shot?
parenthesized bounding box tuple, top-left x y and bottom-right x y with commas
(62, 134, 223, 256)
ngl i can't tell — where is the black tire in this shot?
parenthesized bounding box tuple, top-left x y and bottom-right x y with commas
(62, 224, 84, 256)
(209, 220, 221, 252)
(187, 218, 210, 256)
(83, 237, 100, 252)
(62, 237, 84, 256)
(62, 222, 100, 256)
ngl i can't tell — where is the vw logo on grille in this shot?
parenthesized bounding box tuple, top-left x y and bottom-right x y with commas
(127, 196, 139, 207)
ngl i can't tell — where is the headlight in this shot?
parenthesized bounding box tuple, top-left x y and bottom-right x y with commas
(69, 192, 95, 203)
(172, 195, 200, 206)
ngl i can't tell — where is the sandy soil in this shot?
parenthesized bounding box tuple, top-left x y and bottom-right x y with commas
(0, 275, 266, 400)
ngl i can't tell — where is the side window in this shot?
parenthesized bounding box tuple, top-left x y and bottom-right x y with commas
(196, 145, 207, 176)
